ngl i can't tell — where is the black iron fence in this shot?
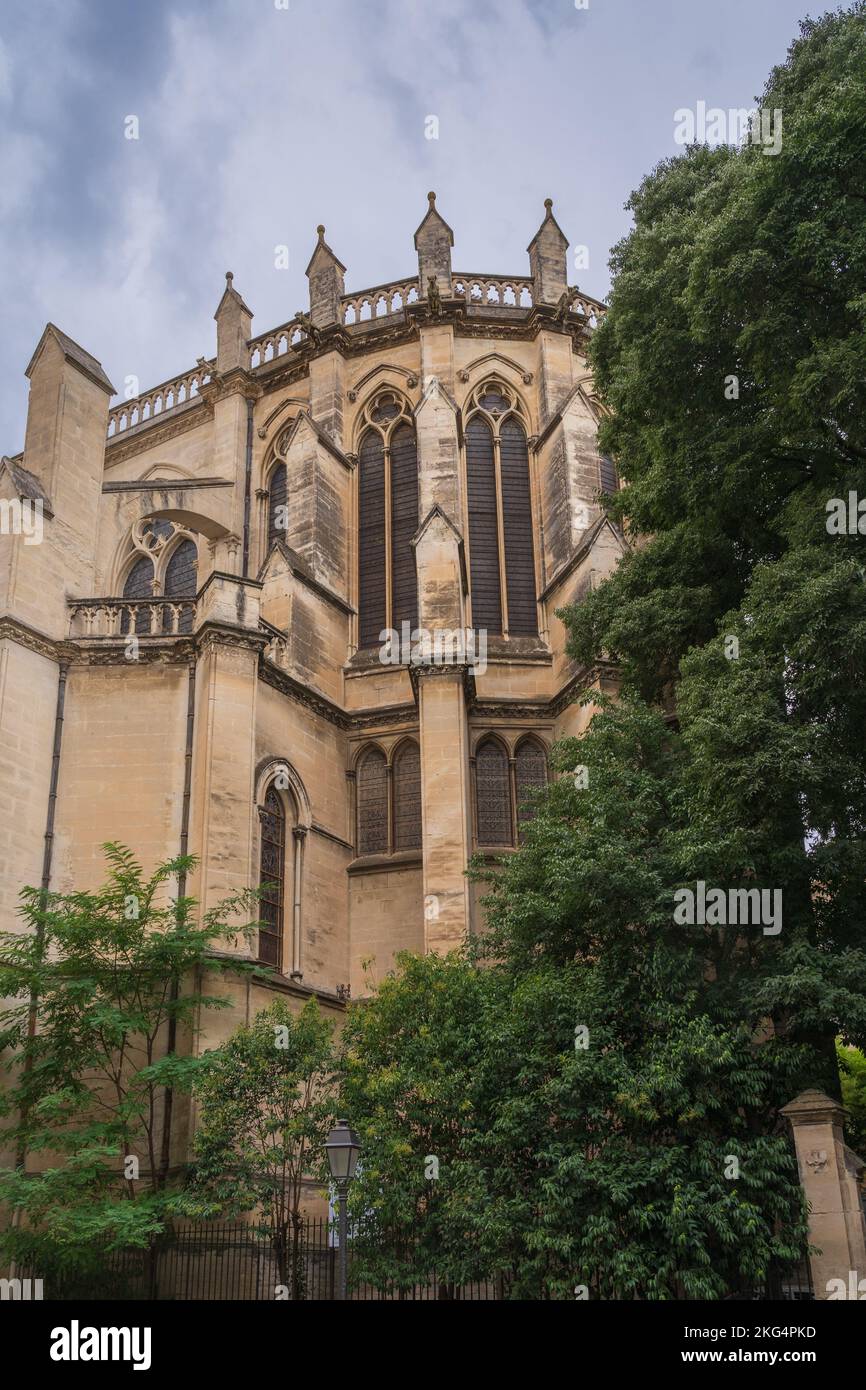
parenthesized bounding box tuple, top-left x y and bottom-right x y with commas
(18, 1220, 812, 1302)
(22, 1220, 500, 1302)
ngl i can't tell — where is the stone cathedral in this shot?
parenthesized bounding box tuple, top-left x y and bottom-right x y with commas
(0, 194, 624, 1063)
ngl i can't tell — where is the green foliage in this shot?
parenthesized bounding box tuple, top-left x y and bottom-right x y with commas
(574, 4, 866, 699)
(0, 843, 264, 1268)
(838, 1042, 866, 1154)
(183, 997, 336, 1295)
(338, 8, 866, 1299)
(468, 698, 817, 1298)
(340, 951, 495, 1294)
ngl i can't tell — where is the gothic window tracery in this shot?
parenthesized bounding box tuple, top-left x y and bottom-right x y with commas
(474, 737, 512, 845)
(357, 391, 419, 650)
(357, 746, 389, 854)
(267, 463, 288, 547)
(119, 517, 198, 635)
(355, 738, 422, 856)
(258, 784, 286, 968)
(514, 736, 549, 843)
(464, 381, 537, 639)
(163, 538, 197, 633)
(474, 733, 549, 847)
(393, 740, 422, 850)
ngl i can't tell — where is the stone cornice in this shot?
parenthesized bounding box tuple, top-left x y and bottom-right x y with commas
(347, 850, 423, 876)
(196, 621, 270, 657)
(259, 655, 350, 728)
(0, 616, 68, 663)
(71, 637, 197, 666)
(102, 476, 233, 494)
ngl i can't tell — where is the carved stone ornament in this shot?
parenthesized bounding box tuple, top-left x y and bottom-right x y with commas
(805, 1149, 829, 1174)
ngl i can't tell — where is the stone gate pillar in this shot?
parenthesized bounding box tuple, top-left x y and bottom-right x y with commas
(781, 1089, 866, 1299)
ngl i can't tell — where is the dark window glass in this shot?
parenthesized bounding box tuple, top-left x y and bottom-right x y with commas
(258, 785, 285, 968)
(478, 389, 510, 414)
(121, 555, 154, 635)
(357, 748, 388, 854)
(514, 739, 548, 842)
(499, 418, 537, 636)
(475, 739, 512, 845)
(358, 431, 387, 649)
(599, 456, 619, 494)
(163, 538, 197, 633)
(393, 741, 422, 850)
(390, 424, 419, 636)
(268, 463, 288, 547)
(466, 417, 502, 635)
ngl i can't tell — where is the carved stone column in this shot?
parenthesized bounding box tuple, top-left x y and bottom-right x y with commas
(781, 1089, 866, 1298)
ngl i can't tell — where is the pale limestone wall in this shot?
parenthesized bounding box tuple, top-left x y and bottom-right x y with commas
(0, 640, 57, 925)
(51, 662, 189, 891)
(1, 201, 628, 1179)
(419, 674, 472, 952)
(254, 679, 350, 991)
(349, 865, 424, 996)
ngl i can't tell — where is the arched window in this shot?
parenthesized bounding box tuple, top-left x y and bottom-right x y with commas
(163, 538, 197, 634)
(465, 382, 537, 639)
(475, 738, 512, 846)
(357, 747, 388, 854)
(390, 424, 419, 635)
(121, 555, 154, 635)
(268, 463, 288, 547)
(358, 432, 387, 649)
(499, 419, 536, 636)
(258, 784, 285, 967)
(514, 737, 548, 842)
(466, 417, 502, 635)
(357, 392, 419, 650)
(393, 740, 422, 850)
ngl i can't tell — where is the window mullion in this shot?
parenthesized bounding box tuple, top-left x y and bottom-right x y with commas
(384, 440, 393, 632)
(493, 434, 510, 636)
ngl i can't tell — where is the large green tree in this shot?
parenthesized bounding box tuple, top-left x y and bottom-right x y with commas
(465, 4, 866, 1298)
(184, 998, 337, 1299)
(340, 951, 495, 1297)
(0, 844, 262, 1284)
(569, 4, 866, 1100)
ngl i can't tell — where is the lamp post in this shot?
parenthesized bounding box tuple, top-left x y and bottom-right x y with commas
(325, 1118, 361, 1301)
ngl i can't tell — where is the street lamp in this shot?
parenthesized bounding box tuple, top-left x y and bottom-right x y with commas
(325, 1118, 361, 1301)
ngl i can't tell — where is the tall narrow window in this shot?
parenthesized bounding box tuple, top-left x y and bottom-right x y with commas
(465, 382, 537, 639)
(268, 463, 288, 547)
(163, 538, 197, 634)
(357, 747, 388, 854)
(357, 392, 418, 650)
(389, 424, 419, 635)
(475, 739, 512, 845)
(514, 737, 548, 842)
(121, 555, 154, 635)
(466, 417, 502, 635)
(499, 419, 537, 636)
(599, 455, 619, 495)
(358, 432, 387, 649)
(258, 785, 285, 967)
(393, 740, 422, 850)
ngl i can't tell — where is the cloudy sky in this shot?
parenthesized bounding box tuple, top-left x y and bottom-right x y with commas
(1, 0, 818, 449)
